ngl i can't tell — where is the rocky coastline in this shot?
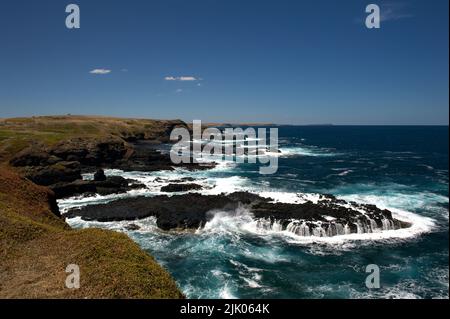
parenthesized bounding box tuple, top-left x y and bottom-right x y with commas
(8, 122, 214, 199)
(0, 116, 415, 298)
(4, 117, 412, 237)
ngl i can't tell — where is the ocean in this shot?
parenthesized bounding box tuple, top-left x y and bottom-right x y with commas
(59, 126, 449, 299)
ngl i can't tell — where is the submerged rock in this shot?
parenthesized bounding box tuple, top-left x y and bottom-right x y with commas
(50, 176, 146, 198)
(160, 183, 203, 192)
(94, 169, 107, 181)
(124, 223, 141, 231)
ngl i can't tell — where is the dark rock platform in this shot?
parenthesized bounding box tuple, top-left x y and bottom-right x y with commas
(65, 192, 411, 236)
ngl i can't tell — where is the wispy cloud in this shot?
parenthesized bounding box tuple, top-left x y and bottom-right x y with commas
(89, 69, 112, 75)
(175, 88, 183, 93)
(357, 2, 413, 24)
(380, 2, 414, 22)
(165, 76, 199, 81)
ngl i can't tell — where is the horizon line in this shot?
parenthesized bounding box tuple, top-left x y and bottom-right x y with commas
(0, 114, 448, 127)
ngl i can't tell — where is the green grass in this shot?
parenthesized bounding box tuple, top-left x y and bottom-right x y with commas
(0, 129, 73, 157)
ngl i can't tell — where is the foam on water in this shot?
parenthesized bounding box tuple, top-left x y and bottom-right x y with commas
(60, 164, 249, 210)
(335, 188, 449, 223)
(58, 191, 147, 213)
(219, 285, 238, 299)
(195, 206, 435, 247)
(278, 146, 338, 157)
(66, 215, 159, 233)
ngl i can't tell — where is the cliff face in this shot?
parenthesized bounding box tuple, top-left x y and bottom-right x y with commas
(0, 116, 187, 298)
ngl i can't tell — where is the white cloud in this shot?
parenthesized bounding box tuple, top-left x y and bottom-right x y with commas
(179, 76, 197, 81)
(165, 76, 198, 81)
(175, 88, 183, 93)
(380, 3, 414, 22)
(357, 2, 413, 24)
(90, 69, 112, 75)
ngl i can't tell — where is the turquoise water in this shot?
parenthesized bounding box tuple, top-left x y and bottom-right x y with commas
(63, 126, 449, 299)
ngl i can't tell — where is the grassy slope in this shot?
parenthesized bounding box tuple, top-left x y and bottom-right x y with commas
(0, 116, 185, 298)
(0, 167, 183, 299)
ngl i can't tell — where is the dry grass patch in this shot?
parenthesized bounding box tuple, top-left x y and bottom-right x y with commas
(0, 167, 183, 299)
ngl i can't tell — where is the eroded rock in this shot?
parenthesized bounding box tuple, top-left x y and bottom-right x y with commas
(65, 192, 411, 236)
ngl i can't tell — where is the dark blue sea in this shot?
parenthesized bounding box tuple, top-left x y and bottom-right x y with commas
(61, 126, 449, 299)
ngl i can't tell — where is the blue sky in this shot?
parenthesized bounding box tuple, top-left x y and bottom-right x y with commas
(0, 0, 448, 124)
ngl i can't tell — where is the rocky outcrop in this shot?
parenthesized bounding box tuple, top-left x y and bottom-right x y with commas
(11, 137, 215, 174)
(94, 169, 107, 181)
(110, 141, 215, 172)
(8, 121, 214, 199)
(160, 183, 203, 192)
(50, 136, 129, 166)
(65, 192, 411, 236)
(22, 161, 82, 186)
(9, 145, 60, 167)
(50, 176, 146, 198)
(10, 136, 129, 168)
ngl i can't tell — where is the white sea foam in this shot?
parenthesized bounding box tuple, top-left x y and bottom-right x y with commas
(196, 202, 435, 247)
(61, 168, 442, 248)
(229, 259, 263, 273)
(66, 215, 159, 233)
(219, 285, 238, 299)
(338, 169, 353, 176)
(339, 191, 448, 222)
(60, 163, 250, 211)
(303, 280, 431, 299)
(255, 191, 322, 204)
(346, 279, 435, 299)
(278, 146, 338, 157)
(240, 276, 262, 288)
(58, 191, 144, 213)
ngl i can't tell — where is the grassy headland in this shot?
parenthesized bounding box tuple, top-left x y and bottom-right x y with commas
(0, 115, 185, 161)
